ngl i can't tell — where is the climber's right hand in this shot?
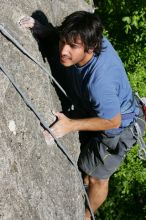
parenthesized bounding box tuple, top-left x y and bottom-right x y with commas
(19, 16, 35, 28)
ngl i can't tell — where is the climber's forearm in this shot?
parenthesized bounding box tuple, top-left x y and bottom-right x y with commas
(32, 20, 53, 38)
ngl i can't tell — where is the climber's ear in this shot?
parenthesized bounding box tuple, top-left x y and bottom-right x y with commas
(87, 48, 94, 54)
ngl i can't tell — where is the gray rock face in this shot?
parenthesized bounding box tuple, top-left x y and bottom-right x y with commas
(0, 0, 93, 220)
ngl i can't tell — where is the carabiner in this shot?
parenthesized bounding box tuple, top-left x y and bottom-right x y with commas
(138, 147, 146, 161)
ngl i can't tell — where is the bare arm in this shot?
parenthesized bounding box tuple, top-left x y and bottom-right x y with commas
(71, 113, 121, 131)
(46, 112, 121, 139)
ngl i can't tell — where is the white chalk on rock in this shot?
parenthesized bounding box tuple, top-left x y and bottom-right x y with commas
(8, 120, 16, 135)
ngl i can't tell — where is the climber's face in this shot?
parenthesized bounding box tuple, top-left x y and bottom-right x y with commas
(59, 36, 93, 67)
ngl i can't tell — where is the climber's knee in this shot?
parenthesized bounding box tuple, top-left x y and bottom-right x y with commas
(89, 176, 109, 187)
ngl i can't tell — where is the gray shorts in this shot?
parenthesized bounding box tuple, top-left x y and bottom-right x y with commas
(78, 110, 145, 180)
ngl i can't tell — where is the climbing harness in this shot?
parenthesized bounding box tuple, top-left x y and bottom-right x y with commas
(130, 121, 146, 160)
(135, 92, 146, 121)
(0, 25, 95, 220)
(132, 93, 146, 160)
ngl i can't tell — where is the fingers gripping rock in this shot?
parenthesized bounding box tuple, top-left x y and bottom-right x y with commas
(19, 16, 35, 28)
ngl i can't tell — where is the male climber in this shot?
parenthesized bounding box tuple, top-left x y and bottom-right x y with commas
(20, 11, 145, 220)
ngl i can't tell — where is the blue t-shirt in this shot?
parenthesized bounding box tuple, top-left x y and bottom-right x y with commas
(64, 37, 139, 135)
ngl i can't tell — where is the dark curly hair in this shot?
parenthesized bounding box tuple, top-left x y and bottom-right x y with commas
(59, 11, 103, 55)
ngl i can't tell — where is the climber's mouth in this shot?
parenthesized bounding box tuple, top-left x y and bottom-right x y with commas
(60, 56, 72, 66)
(60, 56, 71, 62)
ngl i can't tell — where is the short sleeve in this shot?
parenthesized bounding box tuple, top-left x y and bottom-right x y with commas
(89, 78, 120, 119)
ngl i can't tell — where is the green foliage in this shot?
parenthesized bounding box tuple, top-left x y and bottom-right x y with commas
(93, 0, 146, 219)
(97, 146, 146, 220)
(95, 0, 146, 87)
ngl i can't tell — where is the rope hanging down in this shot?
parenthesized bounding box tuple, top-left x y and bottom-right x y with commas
(0, 24, 67, 97)
(0, 26, 95, 220)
